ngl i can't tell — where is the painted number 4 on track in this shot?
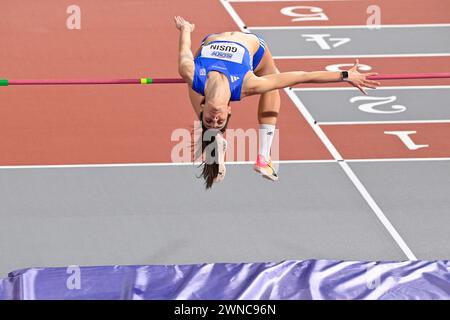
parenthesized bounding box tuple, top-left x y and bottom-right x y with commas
(280, 5, 381, 50)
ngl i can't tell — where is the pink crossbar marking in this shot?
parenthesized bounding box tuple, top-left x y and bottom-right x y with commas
(4, 73, 450, 86)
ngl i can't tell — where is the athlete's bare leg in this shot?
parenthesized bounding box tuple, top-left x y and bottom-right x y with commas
(253, 48, 280, 180)
(254, 48, 280, 126)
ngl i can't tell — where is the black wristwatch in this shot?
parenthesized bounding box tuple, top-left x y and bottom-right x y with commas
(341, 71, 349, 81)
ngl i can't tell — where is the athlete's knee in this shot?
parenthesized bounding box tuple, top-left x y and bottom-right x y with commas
(260, 92, 280, 109)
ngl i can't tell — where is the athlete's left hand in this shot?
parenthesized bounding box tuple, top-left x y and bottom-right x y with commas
(347, 59, 381, 95)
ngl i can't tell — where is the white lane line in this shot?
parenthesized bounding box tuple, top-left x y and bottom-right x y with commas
(286, 88, 417, 260)
(221, 0, 247, 28)
(0, 159, 336, 170)
(220, 0, 417, 260)
(285, 89, 343, 160)
(294, 86, 450, 91)
(340, 161, 417, 260)
(347, 158, 450, 162)
(318, 120, 450, 125)
(227, 0, 356, 2)
(2, 157, 448, 170)
(0, 162, 198, 169)
(273, 54, 450, 59)
(291, 90, 418, 260)
(250, 24, 450, 29)
(0, 158, 450, 170)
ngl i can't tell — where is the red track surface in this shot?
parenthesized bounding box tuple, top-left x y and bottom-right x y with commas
(1, 0, 449, 165)
(0, 0, 331, 165)
(322, 123, 450, 159)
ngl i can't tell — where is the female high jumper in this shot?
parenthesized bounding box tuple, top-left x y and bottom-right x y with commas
(174, 16, 380, 189)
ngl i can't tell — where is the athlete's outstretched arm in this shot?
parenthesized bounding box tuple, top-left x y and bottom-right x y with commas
(244, 60, 380, 95)
(174, 16, 195, 84)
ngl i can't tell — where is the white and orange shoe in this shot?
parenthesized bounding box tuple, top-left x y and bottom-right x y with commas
(253, 154, 278, 181)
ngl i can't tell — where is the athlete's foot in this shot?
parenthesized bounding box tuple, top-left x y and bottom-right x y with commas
(213, 134, 227, 183)
(253, 154, 278, 181)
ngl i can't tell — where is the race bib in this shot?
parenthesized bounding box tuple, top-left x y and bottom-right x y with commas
(201, 42, 245, 64)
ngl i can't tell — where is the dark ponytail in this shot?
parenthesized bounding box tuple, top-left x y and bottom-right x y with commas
(195, 111, 231, 189)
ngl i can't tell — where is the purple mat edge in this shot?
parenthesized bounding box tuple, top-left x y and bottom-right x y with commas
(1, 259, 449, 300)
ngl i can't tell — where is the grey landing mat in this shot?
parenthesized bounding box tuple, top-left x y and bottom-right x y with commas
(0, 163, 407, 276)
(349, 160, 450, 260)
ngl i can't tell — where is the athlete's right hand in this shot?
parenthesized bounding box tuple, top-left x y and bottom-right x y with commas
(174, 16, 195, 32)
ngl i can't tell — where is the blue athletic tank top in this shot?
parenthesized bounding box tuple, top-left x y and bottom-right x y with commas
(192, 40, 253, 101)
